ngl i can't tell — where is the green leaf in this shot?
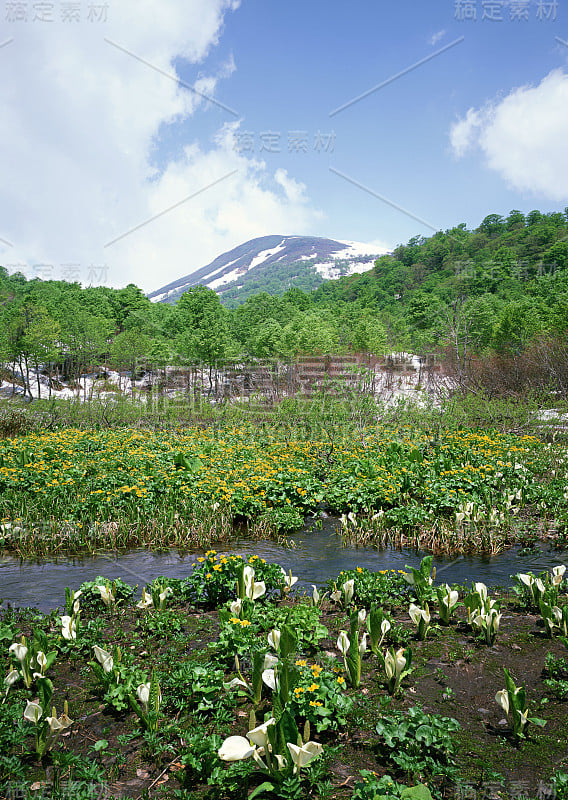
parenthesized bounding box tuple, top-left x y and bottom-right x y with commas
(279, 709, 299, 757)
(149, 670, 161, 714)
(252, 651, 264, 706)
(401, 785, 433, 800)
(93, 739, 108, 752)
(420, 556, 433, 579)
(36, 677, 53, 712)
(128, 694, 143, 720)
(248, 782, 276, 800)
(415, 724, 433, 746)
(174, 452, 202, 472)
(280, 624, 298, 659)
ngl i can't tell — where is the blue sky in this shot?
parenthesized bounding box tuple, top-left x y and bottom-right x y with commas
(0, 0, 566, 290)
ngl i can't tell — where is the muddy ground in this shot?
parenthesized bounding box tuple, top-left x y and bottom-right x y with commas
(2, 592, 566, 799)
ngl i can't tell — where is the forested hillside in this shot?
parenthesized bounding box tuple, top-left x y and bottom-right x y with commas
(312, 209, 568, 354)
(1, 209, 567, 399)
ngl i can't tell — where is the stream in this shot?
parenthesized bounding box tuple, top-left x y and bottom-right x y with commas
(1, 518, 567, 611)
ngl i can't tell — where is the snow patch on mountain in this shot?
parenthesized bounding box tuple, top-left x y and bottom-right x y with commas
(315, 258, 376, 280)
(209, 263, 246, 290)
(248, 241, 287, 270)
(148, 234, 389, 305)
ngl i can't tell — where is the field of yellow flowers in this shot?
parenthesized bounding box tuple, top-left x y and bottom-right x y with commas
(0, 425, 565, 555)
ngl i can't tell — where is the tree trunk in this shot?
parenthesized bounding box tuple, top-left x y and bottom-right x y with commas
(35, 359, 42, 399)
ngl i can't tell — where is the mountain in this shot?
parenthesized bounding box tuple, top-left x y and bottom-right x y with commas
(148, 235, 388, 306)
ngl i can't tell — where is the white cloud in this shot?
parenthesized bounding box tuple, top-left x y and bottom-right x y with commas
(449, 69, 568, 201)
(274, 168, 308, 206)
(449, 108, 484, 158)
(0, 0, 321, 291)
(112, 125, 322, 289)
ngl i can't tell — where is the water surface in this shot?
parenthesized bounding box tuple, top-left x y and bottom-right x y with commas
(1, 519, 565, 611)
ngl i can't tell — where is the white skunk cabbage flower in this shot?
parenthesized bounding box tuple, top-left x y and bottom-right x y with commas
(93, 645, 113, 674)
(495, 689, 509, 715)
(9, 642, 28, 664)
(262, 669, 277, 691)
(136, 682, 150, 706)
(263, 653, 279, 671)
(61, 615, 77, 641)
(246, 718, 275, 748)
(337, 631, 350, 656)
(4, 670, 19, 688)
(552, 565, 566, 586)
(281, 568, 298, 591)
(342, 580, 355, 605)
(218, 736, 256, 762)
(23, 700, 42, 723)
(287, 741, 323, 771)
(96, 585, 113, 607)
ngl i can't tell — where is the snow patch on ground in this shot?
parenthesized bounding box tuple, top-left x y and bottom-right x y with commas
(0, 368, 145, 401)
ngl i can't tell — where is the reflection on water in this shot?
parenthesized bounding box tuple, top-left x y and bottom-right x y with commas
(1, 518, 566, 611)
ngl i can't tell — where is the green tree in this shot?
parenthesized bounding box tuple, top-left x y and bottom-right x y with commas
(493, 301, 544, 354)
(543, 242, 568, 273)
(174, 286, 231, 366)
(109, 329, 152, 393)
(280, 311, 338, 357)
(22, 308, 61, 398)
(248, 319, 284, 358)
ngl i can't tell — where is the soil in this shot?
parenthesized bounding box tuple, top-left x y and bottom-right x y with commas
(2, 592, 567, 800)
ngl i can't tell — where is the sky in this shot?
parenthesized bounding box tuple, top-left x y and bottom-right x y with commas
(0, 0, 567, 293)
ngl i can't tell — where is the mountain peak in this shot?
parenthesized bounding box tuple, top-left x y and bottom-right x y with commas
(148, 235, 388, 305)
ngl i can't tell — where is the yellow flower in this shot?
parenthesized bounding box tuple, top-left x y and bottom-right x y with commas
(309, 700, 323, 707)
(357, 567, 363, 573)
(206, 573, 211, 579)
(337, 676, 345, 685)
(307, 683, 319, 692)
(295, 660, 307, 667)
